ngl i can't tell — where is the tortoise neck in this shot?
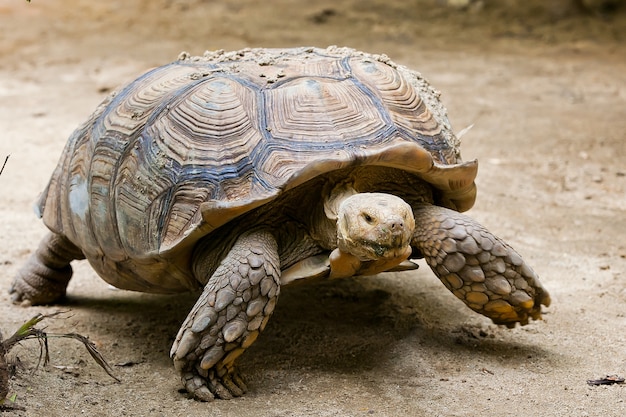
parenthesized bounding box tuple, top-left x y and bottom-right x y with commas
(307, 195, 340, 251)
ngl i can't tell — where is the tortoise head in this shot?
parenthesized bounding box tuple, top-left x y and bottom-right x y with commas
(335, 193, 415, 262)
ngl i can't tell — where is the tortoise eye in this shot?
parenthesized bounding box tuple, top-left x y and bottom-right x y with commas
(363, 213, 374, 224)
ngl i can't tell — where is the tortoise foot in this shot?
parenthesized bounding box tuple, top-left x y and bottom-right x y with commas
(413, 204, 551, 327)
(171, 230, 280, 400)
(10, 232, 84, 305)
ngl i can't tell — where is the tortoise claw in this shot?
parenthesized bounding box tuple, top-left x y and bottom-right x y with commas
(182, 367, 248, 401)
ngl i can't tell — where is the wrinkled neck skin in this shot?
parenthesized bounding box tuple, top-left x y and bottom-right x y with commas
(305, 181, 362, 251)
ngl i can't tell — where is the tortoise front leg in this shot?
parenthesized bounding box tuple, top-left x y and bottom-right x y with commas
(10, 232, 85, 305)
(171, 230, 280, 401)
(411, 204, 551, 327)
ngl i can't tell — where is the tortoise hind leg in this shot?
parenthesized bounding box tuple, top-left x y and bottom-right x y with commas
(411, 204, 551, 327)
(10, 232, 85, 305)
(171, 229, 280, 401)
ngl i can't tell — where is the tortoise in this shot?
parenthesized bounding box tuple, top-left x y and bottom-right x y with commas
(10, 46, 550, 401)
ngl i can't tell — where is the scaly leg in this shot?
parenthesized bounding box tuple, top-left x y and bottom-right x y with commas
(171, 230, 280, 401)
(412, 204, 551, 327)
(10, 232, 85, 305)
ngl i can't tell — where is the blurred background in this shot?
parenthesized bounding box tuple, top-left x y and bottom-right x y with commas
(1, 1, 625, 416)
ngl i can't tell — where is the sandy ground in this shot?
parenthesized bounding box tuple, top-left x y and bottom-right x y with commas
(1, 0, 626, 416)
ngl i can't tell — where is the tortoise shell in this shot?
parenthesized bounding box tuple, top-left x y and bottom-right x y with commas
(36, 46, 477, 292)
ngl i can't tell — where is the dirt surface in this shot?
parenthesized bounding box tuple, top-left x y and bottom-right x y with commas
(1, 0, 626, 416)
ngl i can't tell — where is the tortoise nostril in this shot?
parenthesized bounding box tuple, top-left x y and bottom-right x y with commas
(388, 218, 404, 230)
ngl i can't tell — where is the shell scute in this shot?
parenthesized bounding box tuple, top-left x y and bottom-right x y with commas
(114, 75, 265, 254)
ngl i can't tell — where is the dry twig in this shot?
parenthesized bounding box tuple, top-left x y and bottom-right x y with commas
(587, 375, 625, 386)
(0, 155, 8, 177)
